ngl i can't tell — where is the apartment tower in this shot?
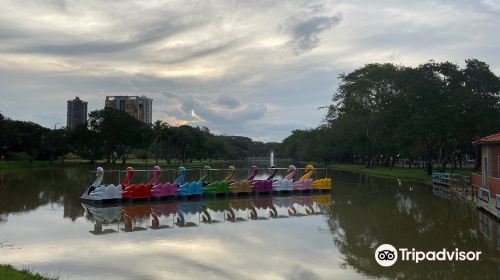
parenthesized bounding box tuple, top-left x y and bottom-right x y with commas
(104, 95, 152, 124)
(66, 96, 88, 129)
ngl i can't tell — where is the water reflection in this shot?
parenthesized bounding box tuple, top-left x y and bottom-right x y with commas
(82, 194, 331, 235)
(478, 210, 500, 252)
(432, 184, 451, 199)
(0, 167, 91, 222)
(327, 171, 500, 279)
(1, 168, 499, 279)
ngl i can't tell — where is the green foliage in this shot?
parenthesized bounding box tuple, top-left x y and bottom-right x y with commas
(281, 59, 500, 172)
(147, 122, 277, 163)
(4, 58, 495, 169)
(0, 108, 277, 164)
(88, 107, 147, 164)
(0, 264, 57, 280)
(0, 119, 51, 161)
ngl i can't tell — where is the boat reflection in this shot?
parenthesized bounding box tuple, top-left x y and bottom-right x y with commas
(82, 194, 332, 235)
(122, 204, 150, 232)
(150, 202, 176, 230)
(85, 205, 121, 235)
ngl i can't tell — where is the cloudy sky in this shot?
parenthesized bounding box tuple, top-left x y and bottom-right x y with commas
(0, 0, 499, 142)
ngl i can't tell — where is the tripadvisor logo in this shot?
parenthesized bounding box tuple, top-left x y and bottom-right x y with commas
(375, 244, 398, 267)
(374, 244, 482, 267)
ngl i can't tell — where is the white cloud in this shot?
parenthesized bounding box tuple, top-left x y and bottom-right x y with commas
(0, 0, 498, 141)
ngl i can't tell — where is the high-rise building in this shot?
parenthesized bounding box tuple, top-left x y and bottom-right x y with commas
(104, 95, 153, 124)
(67, 96, 88, 129)
(140, 96, 153, 124)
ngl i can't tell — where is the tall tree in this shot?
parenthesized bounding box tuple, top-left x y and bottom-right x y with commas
(88, 108, 150, 164)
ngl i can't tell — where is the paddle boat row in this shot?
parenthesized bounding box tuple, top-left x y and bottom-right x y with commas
(81, 164, 332, 203)
(82, 194, 332, 233)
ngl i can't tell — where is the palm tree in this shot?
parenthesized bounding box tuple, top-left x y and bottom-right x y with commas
(153, 120, 163, 165)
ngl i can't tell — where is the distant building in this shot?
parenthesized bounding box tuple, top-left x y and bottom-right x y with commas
(140, 96, 153, 124)
(104, 95, 152, 124)
(67, 96, 88, 129)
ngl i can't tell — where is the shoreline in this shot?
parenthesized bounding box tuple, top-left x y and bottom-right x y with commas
(0, 159, 229, 171)
(330, 163, 473, 183)
(1, 160, 474, 184)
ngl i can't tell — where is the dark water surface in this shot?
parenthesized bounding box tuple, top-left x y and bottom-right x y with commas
(0, 167, 499, 279)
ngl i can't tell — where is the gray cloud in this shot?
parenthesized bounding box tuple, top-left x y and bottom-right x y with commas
(212, 96, 241, 109)
(0, 0, 499, 142)
(152, 40, 242, 65)
(3, 18, 199, 58)
(161, 92, 267, 126)
(281, 2, 343, 55)
(285, 14, 342, 55)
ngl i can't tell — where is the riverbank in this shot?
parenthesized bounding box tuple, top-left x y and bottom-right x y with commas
(0, 159, 233, 171)
(0, 265, 57, 280)
(0, 160, 79, 170)
(331, 163, 473, 182)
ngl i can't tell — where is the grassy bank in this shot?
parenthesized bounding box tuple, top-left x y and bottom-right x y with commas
(331, 163, 473, 182)
(0, 265, 57, 280)
(0, 159, 234, 171)
(0, 160, 82, 170)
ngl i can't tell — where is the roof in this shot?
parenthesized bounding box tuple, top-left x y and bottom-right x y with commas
(472, 132, 500, 145)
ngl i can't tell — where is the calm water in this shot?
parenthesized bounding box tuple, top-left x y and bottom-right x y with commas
(0, 167, 499, 279)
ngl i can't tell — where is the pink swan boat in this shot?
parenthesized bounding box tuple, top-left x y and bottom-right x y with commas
(293, 164, 314, 191)
(251, 166, 273, 193)
(151, 166, 182, 198)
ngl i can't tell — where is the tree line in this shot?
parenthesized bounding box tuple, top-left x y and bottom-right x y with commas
(0, 108, 279, 165)
(1, 58, 499, 172)
(279, 59, 500, 174)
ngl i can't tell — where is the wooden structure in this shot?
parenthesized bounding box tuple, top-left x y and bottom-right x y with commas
(470, 133, 500, 219)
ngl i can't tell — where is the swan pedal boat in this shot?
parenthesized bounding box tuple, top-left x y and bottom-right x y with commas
(122, 167, 154, 201)
(204, 167, 232, 195)
(229, 166, 253, 194)
(292, 164, 314, 192)
(272, 165, 296, 192)
(312, 178, 332, 191)
(151, 166, 180, 199)
(81, 167, 130, 203)
(293, 164, 333, 192)
(82, 165, 332, 203)
(178, 166, 211, 197)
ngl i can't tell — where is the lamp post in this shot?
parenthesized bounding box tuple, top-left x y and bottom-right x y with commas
(54, 122, 61, 130)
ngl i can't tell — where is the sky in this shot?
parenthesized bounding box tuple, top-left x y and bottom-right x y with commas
(0, 0, 499, 142)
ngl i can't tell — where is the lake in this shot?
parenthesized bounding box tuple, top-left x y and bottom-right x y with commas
(0, 167, 499, 279)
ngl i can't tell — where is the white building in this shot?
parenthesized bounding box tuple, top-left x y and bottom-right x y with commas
(139, 95, 153, 125)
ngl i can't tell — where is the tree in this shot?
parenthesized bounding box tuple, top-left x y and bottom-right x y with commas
(40, 128, 69, 164)
(88, 108, 150, 164)
(152, 120, 164, 164)
(326, 63, 402, 167)
(283, 59, 500, 173)
(2, 120, 50, 162)
(69, 124, 101, 163)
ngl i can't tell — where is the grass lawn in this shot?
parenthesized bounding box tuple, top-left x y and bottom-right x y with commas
(110, 159, 229, 168)
(331, 163, 473, 182)
(0, 265, 57, 280)
(0, 158, 232, 171)
(0, 160, 70, 170)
